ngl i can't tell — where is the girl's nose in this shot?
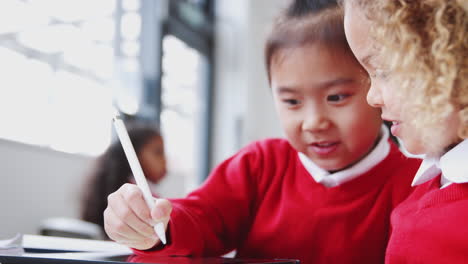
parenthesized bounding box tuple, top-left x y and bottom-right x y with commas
(302, 111, 331, 132)
(367, 82, 384, 108)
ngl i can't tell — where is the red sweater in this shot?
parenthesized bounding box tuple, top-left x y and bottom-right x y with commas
(385, 175, 468, 264)
(136, 139, 420, 264)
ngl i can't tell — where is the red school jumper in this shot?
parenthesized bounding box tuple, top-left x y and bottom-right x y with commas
(385, 175, 468, 264)
(135, 138, 421, 264)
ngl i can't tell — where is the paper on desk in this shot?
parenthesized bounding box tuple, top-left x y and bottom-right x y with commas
(23, 234, 132, 254)
(23, 251, 131, 260)
(0, 233, 25, 256)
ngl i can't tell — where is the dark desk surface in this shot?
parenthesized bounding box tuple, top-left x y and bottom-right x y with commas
(0, 254, 299, 264)
(0, 235, 299, 264)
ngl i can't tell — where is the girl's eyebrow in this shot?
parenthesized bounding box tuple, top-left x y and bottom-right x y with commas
(317, 78, 354, 90)
(276, 86, 299, 94)
(275, 78, 354, 93)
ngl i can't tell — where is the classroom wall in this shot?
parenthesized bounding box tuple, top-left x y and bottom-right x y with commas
(0, 139, 91, 238)
(0, 0, 285, 239)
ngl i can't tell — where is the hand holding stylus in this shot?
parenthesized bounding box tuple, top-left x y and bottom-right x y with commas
(103, 111, 172, 250)
(104, 183, 172, 250)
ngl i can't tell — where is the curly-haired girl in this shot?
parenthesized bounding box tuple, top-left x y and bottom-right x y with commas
(343, 0, 468, 262)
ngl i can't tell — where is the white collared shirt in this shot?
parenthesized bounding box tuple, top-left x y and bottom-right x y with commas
(412, 139, 468, 189)
(298, 125, 391, 188)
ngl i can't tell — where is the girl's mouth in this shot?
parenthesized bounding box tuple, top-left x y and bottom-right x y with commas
(309, 141, 340, 155)
(390, 121, 401, 136)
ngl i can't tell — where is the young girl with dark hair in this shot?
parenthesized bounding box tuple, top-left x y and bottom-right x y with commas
(80, 121, 166, 234)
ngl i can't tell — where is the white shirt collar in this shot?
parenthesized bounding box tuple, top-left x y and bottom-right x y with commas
(298, 125, 391, 188)
(412, 139, 468, 188)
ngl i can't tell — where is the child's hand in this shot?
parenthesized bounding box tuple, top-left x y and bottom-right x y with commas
(104, 183, 172, 250)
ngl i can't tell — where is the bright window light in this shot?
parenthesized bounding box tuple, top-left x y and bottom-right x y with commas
(161, 35, 204, 192)
(121, 12, 141, 40)
(122, 0, 141, 11)
(32, 0, 116, 23)
(80, 18, 115, 43)
(121, 40, 140, 57)
(0, 0, 50, 34)
(18, 24, 86, 54)
(0, 0, 124, 156)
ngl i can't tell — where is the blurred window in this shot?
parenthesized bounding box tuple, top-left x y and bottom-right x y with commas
(0, 0, 215, 189)
(161, 35, 208, 191)
(0, 0, 152, 156)
(160, 0, 214, 188)
(0, 0, 122, 155)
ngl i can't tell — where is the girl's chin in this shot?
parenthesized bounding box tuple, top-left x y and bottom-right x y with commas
(401, 140, 427, 156)
(314, 161, 346, 172)
(402, 135, 455, 156)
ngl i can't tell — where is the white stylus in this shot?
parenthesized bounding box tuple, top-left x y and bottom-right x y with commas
(112, 111, 167, 245)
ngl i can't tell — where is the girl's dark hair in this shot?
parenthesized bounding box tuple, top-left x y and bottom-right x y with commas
(286, 0, 339, 17)
(80, 121, 162, 233)
(265, 0, 349, 83)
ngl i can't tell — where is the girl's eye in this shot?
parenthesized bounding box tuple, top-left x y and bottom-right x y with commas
(327, 94, 350, 102)
(282, 99, 300, 106)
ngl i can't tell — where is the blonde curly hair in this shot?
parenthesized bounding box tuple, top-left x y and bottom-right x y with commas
(350, 0, 468, 146)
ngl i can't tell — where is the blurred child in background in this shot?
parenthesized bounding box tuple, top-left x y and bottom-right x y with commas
(81, 121, 166, 236)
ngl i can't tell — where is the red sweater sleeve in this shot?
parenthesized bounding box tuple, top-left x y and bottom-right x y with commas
(134, 142, 263, 257)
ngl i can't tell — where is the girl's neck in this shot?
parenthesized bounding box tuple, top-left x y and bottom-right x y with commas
(328, 131, 383, 173)
(430, 139, 465, 158)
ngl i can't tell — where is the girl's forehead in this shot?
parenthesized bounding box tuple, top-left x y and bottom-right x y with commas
(272, 43, 356, 64)
(344, 8, 379, 67)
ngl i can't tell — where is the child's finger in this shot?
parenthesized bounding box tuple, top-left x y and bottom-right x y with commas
(104, 206, 139, 241)
(107, 186, 156, 238)
(105, 207, 159, 250)
(120, 184, 154, 224)
(151, 198, 173, 223)
(125, 239, 159, 251)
